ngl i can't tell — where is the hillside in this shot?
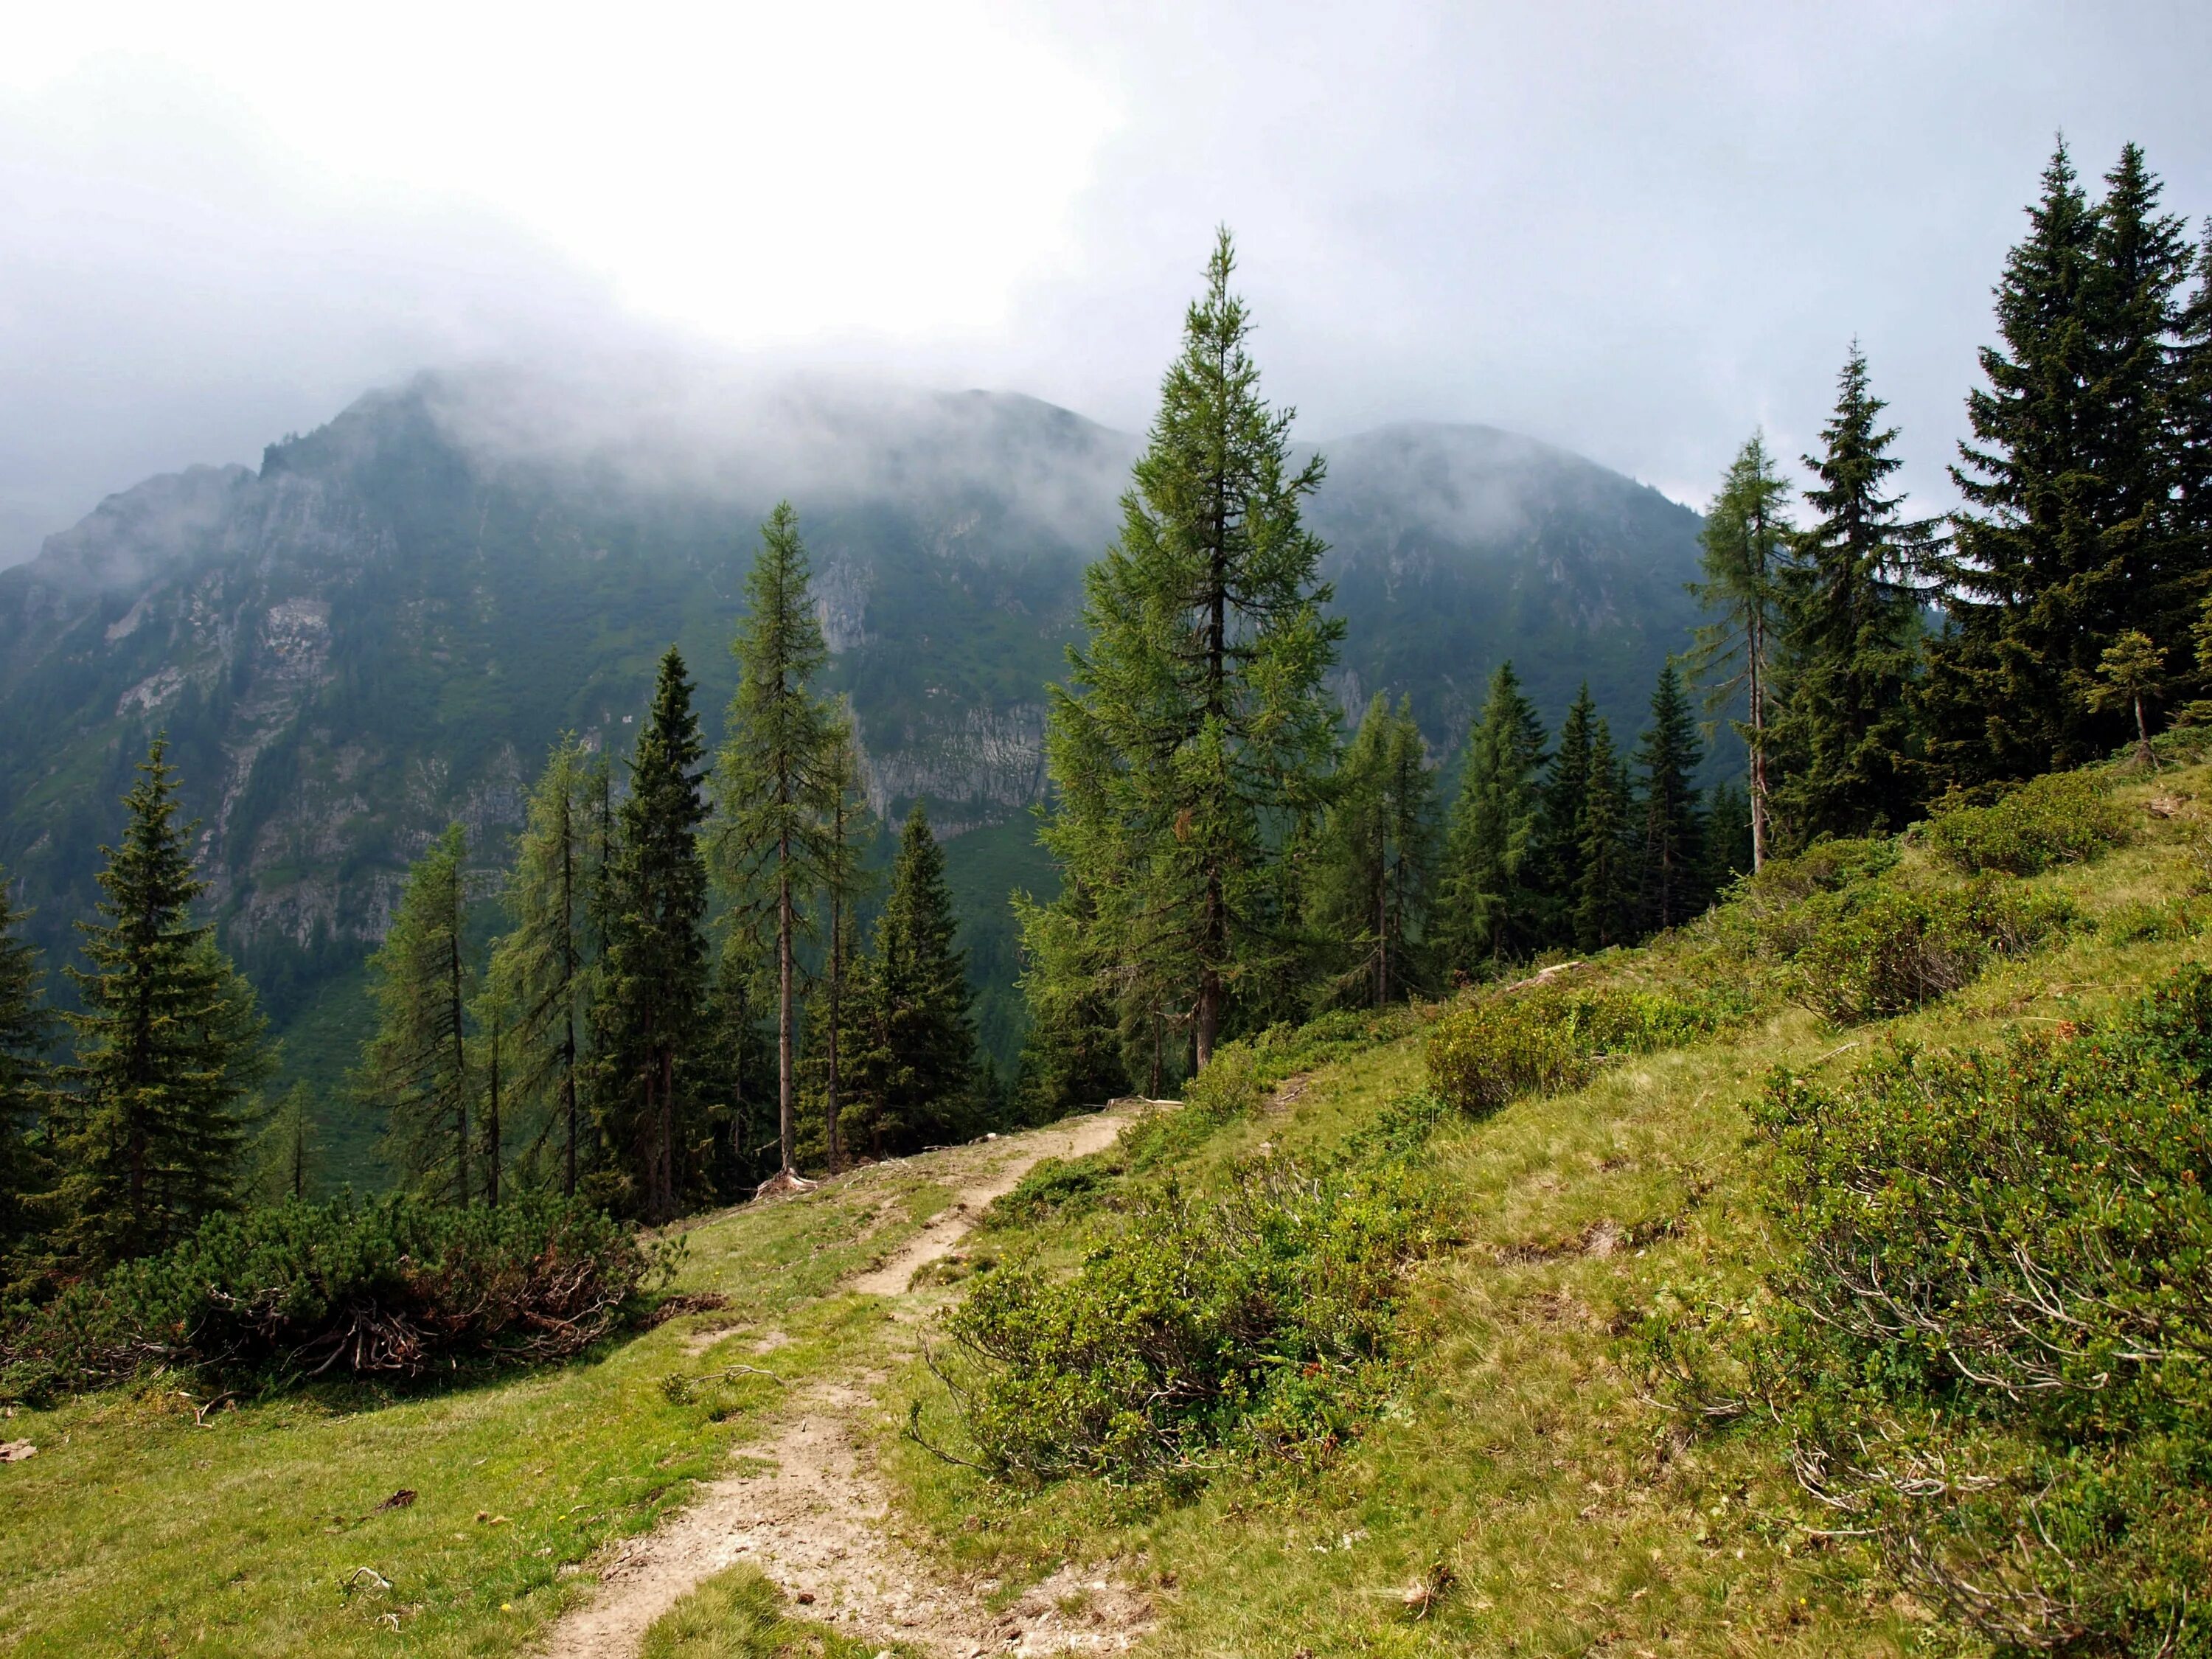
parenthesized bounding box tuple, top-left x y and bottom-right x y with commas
(0, 370, 1705, 1175)
(1, 743, 2199, 1656)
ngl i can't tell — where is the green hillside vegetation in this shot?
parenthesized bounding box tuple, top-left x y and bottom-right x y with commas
(0, 744, 2202, 1655)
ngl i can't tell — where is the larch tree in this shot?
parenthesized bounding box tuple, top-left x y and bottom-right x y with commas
(1034, 229, 1342, 1071)
(1688, 432, 1792, 869)
(254, 1079, 317, 1205)
(358, 822, 475, 1205)
(1436, 662, 1547, 975)
(1770, 345, 1936, 844)
(714, 503, 839, 1178)
(58, 738, 270, 1267)
(597, 647, 711, 1223)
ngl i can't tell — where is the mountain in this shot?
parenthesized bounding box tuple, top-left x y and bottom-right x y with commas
(0, 369, 1705, 1174)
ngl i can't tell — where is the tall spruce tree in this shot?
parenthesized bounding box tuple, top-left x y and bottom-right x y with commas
(491, 733, 602, 1197)
(0, 872, 50, 1257)
(1034, 230, 1341, 1070)
(1307, 694, 1435, 1008)
(58, 739, 269, 1267)
(1529, 683, 1598, 948)
(597, 647, 710, 1222)
(359, 822, 475, 1205)
(847, 803, 976, 1157)
(1688, 433, 1792, 869)
(1632, 661, 1709, 933)
(1770, 346, 1935, 843)
(714, 503, 839, 1178)
(1437, 662, 1547, 975)
(1573, 719, 1635, 953)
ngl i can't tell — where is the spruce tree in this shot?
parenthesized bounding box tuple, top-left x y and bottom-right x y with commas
(1436, 662, 1547, 975)
(491, 733, 602, 1197)
(1529, 683, 1597, 946)
(1572, 720, 1635, 953)
(2172, 231, 2212, 686)
(847, 803, 976, 1156)
(714, 503, 838, 1177)
(1770, 346, 1935, 843)
(695, 949, 775, 1197)
(58, 739, 269, 1267)
(359, 822, 475, 1205)
(1632, 661, 1709, 933)
(813, 712, 873, 1172)
(1307, 695, 1435, 1008)
(1034, 230, 1341, 1069)
(1703, 781, 1756, 890)
(597, 647, 711, 1222)
(1688, 433, 1792, 869)
(2088, 630, 2164, 768)
(0, 872, 50, 1256)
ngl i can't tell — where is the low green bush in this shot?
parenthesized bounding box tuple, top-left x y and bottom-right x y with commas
(981, 1152, 1120, 1230)
(1425, 980, 1719, 1114)
(933, 1124, 1444, 1487)
(1752, 967, 2212, 1656)
(1921, 771, 2130, 875)
(0, 1191, 664, 1403)
(1787, 877, 2071, 1024)
(1743, 836, 1899, 903)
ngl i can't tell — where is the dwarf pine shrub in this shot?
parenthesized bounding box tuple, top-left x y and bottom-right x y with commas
(1787, 877, 2072, 1024)
(1, 1191, 664, 1402)
(1753, 966, 2212, 1655)
(1425, 981, 1717, 1115)
(1921, 771, 2130, 876)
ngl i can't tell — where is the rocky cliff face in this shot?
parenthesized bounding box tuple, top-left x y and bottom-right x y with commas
(0, 369, 1705, 1065)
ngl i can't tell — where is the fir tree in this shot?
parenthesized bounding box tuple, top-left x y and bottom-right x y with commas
(2088, 630, 2164, 768)
(1034, 229, 1341, 1069)
(1770, 345, 1935, 843)
(359, 823, 475, 1205)
(1307, 694, 1435, 1008)
(847, 803, 976, 1157)
(58, 739, 270, 1267)
(1632, 661, 1709, 933)
(1437, 662, 1547, 974)
(597, 647, 710, 1222)
(714, 503, 839, 1177)
(491, 733, 602, 1197)
(1528, 683, 1597, 948)
(1572, 720, 1635, 953)
(1688, 433, 1792, 869)
(0, 872, 50, 1256)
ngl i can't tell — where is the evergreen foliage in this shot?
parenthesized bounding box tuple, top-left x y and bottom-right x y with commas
(713, 504, 840, 1177)
(847, 803, 976, 1157)
(1306, 694, 1435, 1008)
(55, 739, 270, 1271)
(358, 823, 476, 1206)
(1573, 717, 1635, 952)
(1770, 346, 1935, 844)
(1632, 661, 1710, 933)
(809, 712, 873, 1172)
(254, 1081, 319, 1206)
(1031, 229, 1342, 1072)
(1528, 683, 1597, 944)
(595, 648, 710, 1223)
(1437, 662, 1547, 973)
(0, 872, 49, 1259)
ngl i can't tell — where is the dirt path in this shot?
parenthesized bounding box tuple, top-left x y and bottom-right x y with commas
(543, 1107, 1158, 1659)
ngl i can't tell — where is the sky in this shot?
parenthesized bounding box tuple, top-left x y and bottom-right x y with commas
(3, 0, 2209, 566)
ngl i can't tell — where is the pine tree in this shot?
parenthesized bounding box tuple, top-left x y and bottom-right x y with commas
(491, 734, 603, 1197)
(1632, 661, 1709, 933)
(1770, 346, 1935, 843)
(714, 503, 839, 1178)
(1307, 695, 1436, 1007)
(1573, 720, 1635, 953)
(1034, 229, 1342, 1069)
(359, 823, 475, 1205)
(1529, 683, 1598, 946)
(597, 647, 711, 1222)
(58, 739, 270, 1267)
(0, 872, 50, 1256)
(1688, 433, 1792, 869)
(847, 803, 976, 1157)
(1436, 663, 1547, 975)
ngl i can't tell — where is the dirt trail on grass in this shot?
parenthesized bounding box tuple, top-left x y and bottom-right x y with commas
(543, 1107, 1159, 1659)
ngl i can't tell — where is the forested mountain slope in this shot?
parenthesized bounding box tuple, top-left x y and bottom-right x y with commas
(0, 369, 1703, 1116)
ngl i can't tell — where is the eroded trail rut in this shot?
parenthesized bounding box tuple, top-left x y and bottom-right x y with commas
(543, 1109, 1156, 1659)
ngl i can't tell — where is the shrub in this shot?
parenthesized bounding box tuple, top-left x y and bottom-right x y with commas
(933, 1129, 1444, 1486)
(1743, 836, 1899, 904)
(981, 1153, 1119, 1230)
(1425, 980, 1718, 1115)
(1, 1191, 664, 1403)
(1787, 877, 2071, 1024)
(1753, 967, 2212, 1655)
(1921, 771, 2129, 876)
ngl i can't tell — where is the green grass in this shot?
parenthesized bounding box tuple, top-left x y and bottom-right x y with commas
(639, 1566, 887, 1659)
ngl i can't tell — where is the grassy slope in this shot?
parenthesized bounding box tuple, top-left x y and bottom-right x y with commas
(2, 757, 2199, 1658)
